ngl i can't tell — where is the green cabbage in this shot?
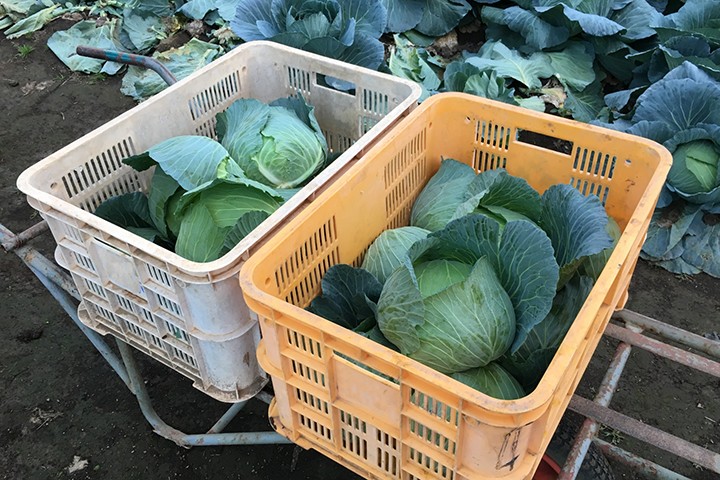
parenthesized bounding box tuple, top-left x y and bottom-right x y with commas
(668, 140, 720, 194)
(378, 255, 516, 374)
(451, 363, 525, 400)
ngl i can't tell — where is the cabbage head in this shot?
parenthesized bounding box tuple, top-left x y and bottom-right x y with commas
(378, 255, 515, 374)
(602, 62, 720, 277)
(451, 363, 525, 400)
(377, 208, 567, 373)
(668, 140, 720, 195)
(361, 226, 430, 283)
(216, 96, 328, 189)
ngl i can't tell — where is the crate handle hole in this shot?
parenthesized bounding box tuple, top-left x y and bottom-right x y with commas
(516, 129, 573, 155)
(315, 73, 357, 96)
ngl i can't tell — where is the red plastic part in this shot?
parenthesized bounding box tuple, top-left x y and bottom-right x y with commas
(533, 455, 562, 479)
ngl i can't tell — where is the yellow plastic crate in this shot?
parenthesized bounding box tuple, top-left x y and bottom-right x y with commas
(239, 93, 671, 479)
(16, 41, 420, 402)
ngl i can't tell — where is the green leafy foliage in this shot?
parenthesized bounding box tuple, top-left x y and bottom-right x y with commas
(48, 19, 125, 74)
(231, 0, 388, 71)
(95, 95, 332, 262)
(120, 38, 222, 100)
(309, 165, 615, 398)
(499, 274, 594, 391)
(388, 34, 442, 100)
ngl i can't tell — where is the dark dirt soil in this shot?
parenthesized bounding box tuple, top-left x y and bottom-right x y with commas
(1, 22, 718, 480)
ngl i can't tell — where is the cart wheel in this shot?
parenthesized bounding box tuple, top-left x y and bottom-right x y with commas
(533, 417, 615, 480)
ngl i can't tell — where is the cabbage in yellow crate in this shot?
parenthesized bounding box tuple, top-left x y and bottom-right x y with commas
(240, 93, 671, 479)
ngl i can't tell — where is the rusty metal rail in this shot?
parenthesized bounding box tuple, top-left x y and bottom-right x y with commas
(561, 309, 720, 479)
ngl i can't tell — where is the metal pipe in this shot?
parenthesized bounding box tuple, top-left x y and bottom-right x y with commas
(593, 438, 692, 480)
(605, 323, 720, 378)
(116, 338, 195, 447)
(181, 432, 293, 446)
(27, 265, 131, 387)
(207, 401, 248, 434)
(255, 390, 275, 405)
(115, 340, 290, 447)
(569, 395, 720, 474)
(615, 310, 720, 359)
(559, 341, 634, 480)
(20, 247, 81, 301)
(0, 220, 48, 251)
(0, 224, 80, 300)
(76, 46, 177, 86)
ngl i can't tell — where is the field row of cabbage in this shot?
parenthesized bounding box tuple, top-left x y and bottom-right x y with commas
(2, 0, 718, 277)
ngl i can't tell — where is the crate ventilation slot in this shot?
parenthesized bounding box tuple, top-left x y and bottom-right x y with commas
(573, 149, 616, 180)
(287, 66, 312, 95)
(62, 137, 135, 200)
(187, 71, 241, 121)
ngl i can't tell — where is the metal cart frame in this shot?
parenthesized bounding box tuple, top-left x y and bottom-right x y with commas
(3, 219, 718, 478)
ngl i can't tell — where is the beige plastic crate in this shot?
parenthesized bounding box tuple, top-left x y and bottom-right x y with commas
(17, 41, 421, 402)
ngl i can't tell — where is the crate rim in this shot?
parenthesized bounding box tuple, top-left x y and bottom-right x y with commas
(16, 40, 422, 280)
(239, 92, 673, 418)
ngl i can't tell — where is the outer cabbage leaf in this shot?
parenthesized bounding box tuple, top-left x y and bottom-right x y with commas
(174, 177, 283, 226)
(415, 0, 471, 37)
(539, 184, 613, 287)
(175, 203, 228, 262)
(451, 363, 525, 400)
(47, 20, 124, 74)
(388, 34, 441, 100)
(500, 275, 594, 391)
(120, 38, 222, 100)
(380, 0, 423, 33)
(456, 168, 543, 223)
(611, 0, 662, 41)
(308, 264, 383, 330)
(138, 136, 232, 191)
(361, 226, 430, 283)
(222, 211, 271, 252)
(580, 217, 621, 280)
(94, 192, 165, 243)
(121, 10, 165, 52)
(466, 42, 552, 89)
(563, 79, 607, 122)
(534, 2, 625, 38)
(632, 63, 720, 130)
(659, 0, 720, 44)
(481, 5, 570, 50)
(4, 4, 60, 39)
(410, 159, 476, 231)
(681, 221, 720, 277)
(147, 167, 182, 239)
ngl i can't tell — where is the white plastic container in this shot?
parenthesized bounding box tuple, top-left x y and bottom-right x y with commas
(17, 41, 421, 402)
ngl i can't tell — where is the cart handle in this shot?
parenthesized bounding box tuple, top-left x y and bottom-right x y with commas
(75, 46, 177, 86)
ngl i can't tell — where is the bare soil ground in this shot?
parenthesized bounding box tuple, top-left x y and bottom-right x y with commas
(1, 24, 718, 480)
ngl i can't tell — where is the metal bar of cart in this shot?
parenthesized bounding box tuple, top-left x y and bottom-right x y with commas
(2, 221, 291, 448)
(561, 312, 720, 479)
